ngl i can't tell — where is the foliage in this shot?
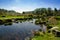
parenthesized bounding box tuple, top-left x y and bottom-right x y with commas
(32, 33, 60, 40)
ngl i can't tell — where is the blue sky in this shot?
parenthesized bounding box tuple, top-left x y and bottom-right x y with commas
(0, 0, 60, 13)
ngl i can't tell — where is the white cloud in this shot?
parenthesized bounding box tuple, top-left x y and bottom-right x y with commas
(9, 6, 33, 13)
(9, 6, 22, 13)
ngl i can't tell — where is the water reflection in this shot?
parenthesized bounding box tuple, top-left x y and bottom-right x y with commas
(0, 19, 41, 40)
(4, 22, 12, 26)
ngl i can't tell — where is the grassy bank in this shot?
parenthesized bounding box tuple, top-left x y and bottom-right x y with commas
(32, 16, 60, 40)
(0, 16, 24, 20)
(32, 33, 60, 40)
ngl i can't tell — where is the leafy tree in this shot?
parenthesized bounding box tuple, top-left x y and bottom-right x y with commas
(54, 8, 58, 16)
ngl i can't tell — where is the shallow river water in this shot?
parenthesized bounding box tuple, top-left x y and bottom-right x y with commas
(0, 19, 45, 40)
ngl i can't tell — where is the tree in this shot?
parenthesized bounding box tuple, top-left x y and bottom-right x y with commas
(47, 8, 53, 16)
(54, 8, 58, 16)
(22, 12, 25, 14)
(58, 9, 60, 16)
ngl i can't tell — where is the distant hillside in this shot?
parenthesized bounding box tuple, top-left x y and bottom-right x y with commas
(0, 8, 60, 17)
(0, 9, 21, 16)
(22, 8, 60, 16)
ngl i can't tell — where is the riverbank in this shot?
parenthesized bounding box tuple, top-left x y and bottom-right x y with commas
(32, 33, 60, 40)
(0, 16, 26, 20)
(0, 15, 33, 21)
(32, 16, 60, 40)
(0, 15, 60, 40)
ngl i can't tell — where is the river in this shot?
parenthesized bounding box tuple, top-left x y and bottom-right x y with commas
(0, 19, 45, 40)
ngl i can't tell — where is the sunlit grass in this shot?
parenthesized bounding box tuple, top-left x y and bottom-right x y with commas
(0, 16, 24, 20)
(32, 33, 60, 40)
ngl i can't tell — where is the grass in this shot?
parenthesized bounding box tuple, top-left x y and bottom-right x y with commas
(54, 16, 60, 30)
(55, 16, 60, 18)
(0, 15, 33, 20)
(0, 16, 25, 20)
(32, 33, 60, 40)
(56, 20, 60, 31)
(0, 16, 60, 40)
(32, 16, 60, 40)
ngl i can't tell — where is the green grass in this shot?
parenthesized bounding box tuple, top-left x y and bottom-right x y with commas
(56, 16, 60, 18)
(54, 16, 60, 30)
(32, 16, 60, 40)
(56, 20, 60, 31)
(32, 33, 60, 40)
(0, 15, 33, 20)
(0, 16, 25, 20)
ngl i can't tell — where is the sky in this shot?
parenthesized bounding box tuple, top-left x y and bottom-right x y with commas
(0, 0, 60, 13)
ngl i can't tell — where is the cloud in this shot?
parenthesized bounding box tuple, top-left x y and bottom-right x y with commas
(9, 6, 22, 13)
(6, 6, 23, 13)
(9, 6, 34, 13)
